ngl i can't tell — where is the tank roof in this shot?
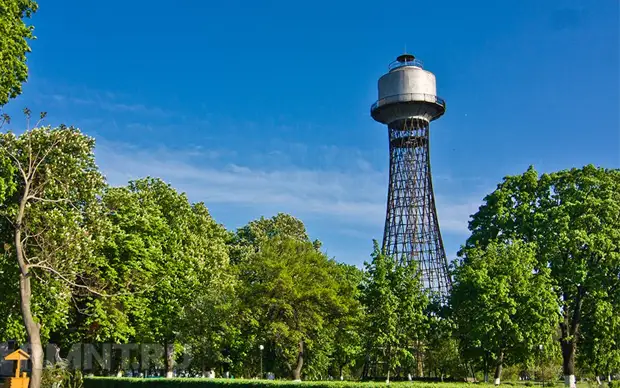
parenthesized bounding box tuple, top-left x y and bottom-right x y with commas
(396, 54, 415, 63)
(389, 54, 424, 71)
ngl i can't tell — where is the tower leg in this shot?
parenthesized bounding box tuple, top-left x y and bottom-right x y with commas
(383, 118, 451, 296)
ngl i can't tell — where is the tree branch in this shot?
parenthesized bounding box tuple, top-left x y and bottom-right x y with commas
(26, 195, 71, 204)
(30, 136, 62, 180)
(3, 148, 28, 183)
(28, 263, 152, 297)
(27, 263, 113, 297)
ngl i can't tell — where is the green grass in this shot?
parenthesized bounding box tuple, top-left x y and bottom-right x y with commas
(82, 377, 616, 388)
(83, 378, 480, 388)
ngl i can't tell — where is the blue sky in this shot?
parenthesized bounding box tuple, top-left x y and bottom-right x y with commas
(3, 0, 619, 266)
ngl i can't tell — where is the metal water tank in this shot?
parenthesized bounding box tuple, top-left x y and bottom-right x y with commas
(371, 54, 445, 126)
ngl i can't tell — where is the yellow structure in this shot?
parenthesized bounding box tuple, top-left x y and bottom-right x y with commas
(4, 349, 30, 388)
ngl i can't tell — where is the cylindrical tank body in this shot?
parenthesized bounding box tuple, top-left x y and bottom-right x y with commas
(371, 55, 445, 126)
(377, 66, 437, 100)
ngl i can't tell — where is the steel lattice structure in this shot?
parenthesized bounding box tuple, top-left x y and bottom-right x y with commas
(371, 54, 451, 297)
(383, 118, 450, 296)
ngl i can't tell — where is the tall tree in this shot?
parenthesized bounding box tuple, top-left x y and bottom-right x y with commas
(331, 263, 363, 380)
(464, 165, 620, 387)
(0, 0, 38, 105)
(0, 123, 106, 388)
(452, 241, 559, 385)
(360, 242, 428, 382)
(93, 178, 230, 377)
(236, 235, 344, 380)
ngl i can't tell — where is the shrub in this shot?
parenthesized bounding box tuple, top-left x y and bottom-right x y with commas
(608, 381, 619, 388)
(42, 360, 84, 388)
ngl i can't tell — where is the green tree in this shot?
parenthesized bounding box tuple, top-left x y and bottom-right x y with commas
(360, 242, 428, 382)
(424, 305, 465, 380)
(180, 274, 238, 376)
(578, 294, 620, 382)
(452, 241, 559, 385)
(331, 263, 363, 380)
(0, 123, 106, 388)
(231, 213, 320, 263)
(0, 0, 38, 106)
(92, 178, 230, 376)
(236, 235, 344, 380)
(464, 165, 620, 387)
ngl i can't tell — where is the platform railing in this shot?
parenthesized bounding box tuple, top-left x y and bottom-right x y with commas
(371, 93, 446, 112)
(388, 58, 424, 71)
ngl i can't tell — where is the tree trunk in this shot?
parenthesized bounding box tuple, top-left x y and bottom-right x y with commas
(494, 350, 504, 386)
(14, 184, 43, 388)
(165, 342, 174, 378)
(560, 290, 582, 388)
(19, 273, 44, 388)
(292, 340, 304, 381)
(561, 339, 576, 388)
(560, 319, 578, 388)
(416, 340, 424, 377)
(484, 350, 489, 383)
(361, 354, 369, 380)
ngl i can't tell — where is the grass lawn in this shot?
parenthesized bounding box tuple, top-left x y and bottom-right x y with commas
(82, 377, 606, 388)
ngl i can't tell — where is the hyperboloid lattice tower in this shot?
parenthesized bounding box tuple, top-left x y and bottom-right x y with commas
(371, 54, 451, 297)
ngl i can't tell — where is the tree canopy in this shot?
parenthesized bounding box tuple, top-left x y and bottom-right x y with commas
(0, 0, 38, 105)
(0, 124, 106, 387)
(0, 121, 618, 386)
(452, 240, 559, 384)
(360, 241, 429, 382)
(463, 165, 620, 386)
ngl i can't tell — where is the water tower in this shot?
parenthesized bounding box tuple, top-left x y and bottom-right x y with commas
(371, 54, 451, 296)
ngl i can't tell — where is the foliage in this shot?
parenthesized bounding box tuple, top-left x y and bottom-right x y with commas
(0, 119, 616, 383)
(41, 359, 84, 388)
(181, 256, 237, 373)
(0, 0, 38, 105)
(234, 235, 349, 379)
(462, 165, 620, 377)
(0, 122, 107, 388)
(231, 213, 320, 264)
(359, 241, 429, 381)
(577, 293, 620, 376)
(0, 124, 107, 339)
(330, 263, 364, 379)
(74, 178, 231, 373)
(423, 306, 466, 380)
(452, 240, 559, 381)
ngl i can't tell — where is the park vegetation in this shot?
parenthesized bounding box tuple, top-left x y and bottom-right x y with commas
(0, 121, 617, 388)
(0, 3, 618, 388)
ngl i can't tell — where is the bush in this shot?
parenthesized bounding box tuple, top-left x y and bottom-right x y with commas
(608, 381, 619, 388)
(42, 360, 84, 388)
